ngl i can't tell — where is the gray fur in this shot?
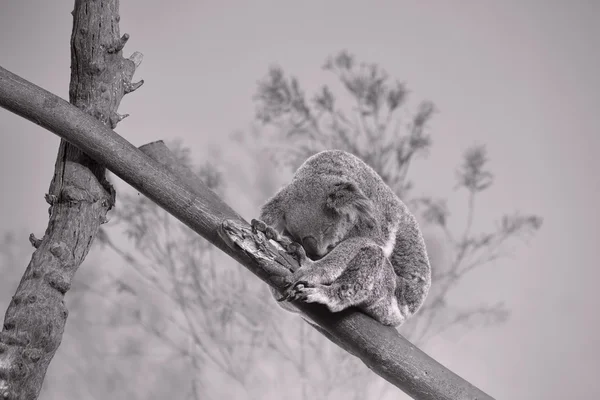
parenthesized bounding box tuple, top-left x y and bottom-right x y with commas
(258, 150, 431, 327)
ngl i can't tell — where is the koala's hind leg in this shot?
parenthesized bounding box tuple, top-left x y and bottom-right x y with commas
(288, 245, 392, 315)
(280, 239, 364, 301)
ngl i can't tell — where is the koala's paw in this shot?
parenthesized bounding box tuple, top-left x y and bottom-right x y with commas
(251, 218, 289, 245)
(251, 218, 271, 236)
(284, 283, 338, 309)
(285, 241, 308, 264)
(251, 219, 308, 262)
(279, 280, 307, 302)
(279, 279, 318, 300)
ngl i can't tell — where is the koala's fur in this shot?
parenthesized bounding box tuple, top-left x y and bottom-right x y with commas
(256, 150, 431, 327)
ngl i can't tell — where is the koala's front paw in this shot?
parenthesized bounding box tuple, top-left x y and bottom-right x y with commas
(251, 219, 309, 263)
(251, 218, 291, 246)
(251, 218, 274, 238)
(285, 241, 309, 264)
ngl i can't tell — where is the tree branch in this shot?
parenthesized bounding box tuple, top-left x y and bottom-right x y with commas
(0, 66, 494, 400)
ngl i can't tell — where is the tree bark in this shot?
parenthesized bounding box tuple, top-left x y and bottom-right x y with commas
(0, 65, 493, 399)
(0, 1, 142, 399)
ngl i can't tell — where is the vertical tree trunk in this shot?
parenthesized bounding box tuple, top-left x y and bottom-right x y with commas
(0, 1, 142, 398)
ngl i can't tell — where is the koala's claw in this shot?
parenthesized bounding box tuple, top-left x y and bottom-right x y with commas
(250, 218, 267, 234)
(293, 286, 315, 302)
(280, 281, 311, 302)
(264, 227, 279, 241)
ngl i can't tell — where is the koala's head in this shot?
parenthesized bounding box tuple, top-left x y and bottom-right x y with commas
(283, 180, 376, 260)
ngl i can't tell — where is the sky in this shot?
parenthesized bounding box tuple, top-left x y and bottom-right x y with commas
(1, 1, 599, 399)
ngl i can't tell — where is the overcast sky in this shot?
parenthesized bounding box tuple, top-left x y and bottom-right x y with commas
(1, 1, 599, 399)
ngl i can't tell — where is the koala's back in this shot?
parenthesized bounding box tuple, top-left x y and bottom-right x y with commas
(294, 150, 407, 247)
(294, 151, 381, 190)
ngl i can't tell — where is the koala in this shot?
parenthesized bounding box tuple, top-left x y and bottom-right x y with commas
(252, 150, 431, 327)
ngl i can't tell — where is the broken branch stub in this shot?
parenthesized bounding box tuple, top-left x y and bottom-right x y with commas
(219, 218, 299, 287)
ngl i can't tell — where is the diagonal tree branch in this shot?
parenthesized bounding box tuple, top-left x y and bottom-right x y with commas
(0, 65, 494, 400)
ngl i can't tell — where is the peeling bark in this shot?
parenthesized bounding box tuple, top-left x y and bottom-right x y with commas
(0, 1, 142, 398)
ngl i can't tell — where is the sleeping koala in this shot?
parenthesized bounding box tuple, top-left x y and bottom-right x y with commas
(252, 150, 431, 327)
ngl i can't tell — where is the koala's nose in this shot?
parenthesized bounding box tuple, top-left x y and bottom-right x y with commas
(301, 236, 320, 259)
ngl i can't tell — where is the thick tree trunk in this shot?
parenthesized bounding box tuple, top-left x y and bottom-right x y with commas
(0, 1, 142, 398)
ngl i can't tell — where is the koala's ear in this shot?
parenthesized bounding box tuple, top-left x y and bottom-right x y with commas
(326, 182, 376, 228)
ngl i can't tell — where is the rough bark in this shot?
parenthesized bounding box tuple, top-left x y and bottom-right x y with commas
(0, 1, 142, 399)
(0, 66, 494, 399)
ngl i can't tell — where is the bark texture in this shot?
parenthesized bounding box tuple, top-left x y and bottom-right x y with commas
(0, 1, 142, 398)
